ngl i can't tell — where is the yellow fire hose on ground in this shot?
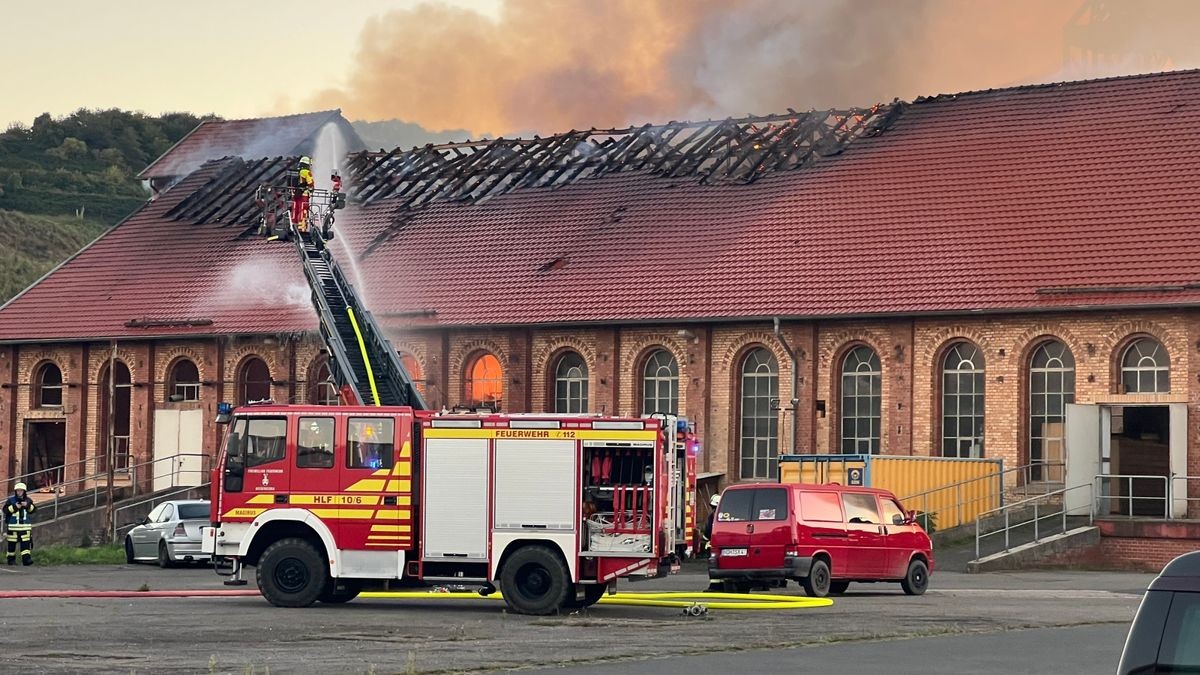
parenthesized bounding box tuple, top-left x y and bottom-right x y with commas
(359, 590, 832, 613)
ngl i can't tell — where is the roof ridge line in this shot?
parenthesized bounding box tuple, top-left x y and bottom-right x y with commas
(913, 67, 1200, 104)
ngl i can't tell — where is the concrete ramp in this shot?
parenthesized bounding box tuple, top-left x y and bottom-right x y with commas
(966, 526, 1100, 573)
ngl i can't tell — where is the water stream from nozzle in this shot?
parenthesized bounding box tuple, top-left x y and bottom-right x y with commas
(312, 122, 371, 306)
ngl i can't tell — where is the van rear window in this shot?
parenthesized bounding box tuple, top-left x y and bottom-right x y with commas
(752, 488, 788, 521)
(716, 490, 754, 522)
(800, 492, 843, 522)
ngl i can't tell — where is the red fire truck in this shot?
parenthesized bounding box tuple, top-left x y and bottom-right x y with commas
(202, 201, 696, 614)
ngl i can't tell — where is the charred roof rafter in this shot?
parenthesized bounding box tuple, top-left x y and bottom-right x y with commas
(164, 104, 901, 229)
(346, 104, 901, 207)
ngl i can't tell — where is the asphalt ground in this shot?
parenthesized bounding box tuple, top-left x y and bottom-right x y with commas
(0, 563, 1148, 674)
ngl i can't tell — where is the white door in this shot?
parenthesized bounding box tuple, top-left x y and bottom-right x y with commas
(178, 409, 204, 487)
(153, 410, 206, 491)
(1064, 404, 1102, 515)
(422, 438, 489, 560)
(153, 410, 181, 491)
(1170, 403, 1188, 518)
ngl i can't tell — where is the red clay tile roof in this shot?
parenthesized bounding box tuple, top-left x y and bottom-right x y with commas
(0, 164, 318, 341)
(138, 110, 357, 180)
(4, 70, 1200, 341)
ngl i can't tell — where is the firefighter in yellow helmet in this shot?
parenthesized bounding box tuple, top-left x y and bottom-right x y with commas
(289, 156, 315, 233)
(5, 482, 35, 565)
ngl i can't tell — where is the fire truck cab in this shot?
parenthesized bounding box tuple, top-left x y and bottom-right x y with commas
(205, 403, 688, 614)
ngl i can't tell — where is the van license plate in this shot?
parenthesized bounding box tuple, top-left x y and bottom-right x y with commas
(723, 548, 747, 557)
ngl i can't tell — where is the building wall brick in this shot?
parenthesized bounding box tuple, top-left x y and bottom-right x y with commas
(2, 309, 1198, 508)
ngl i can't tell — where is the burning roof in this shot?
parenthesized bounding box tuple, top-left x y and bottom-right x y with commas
(346, 106, 900, 207)
(4, 70, 1200, 340)
(164, 105, 900, 232)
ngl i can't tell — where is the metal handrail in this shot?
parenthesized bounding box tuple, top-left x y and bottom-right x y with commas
(1170, 475, 1200, 518)
(974, 482, 1095, 560)
(1095, 474, 1170, 519)
(900, 461, 1064, 532)
(28, 453, 211, 525)
(7, 456, 93, 491)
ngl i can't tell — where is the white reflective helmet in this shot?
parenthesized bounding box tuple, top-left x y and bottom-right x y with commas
(14, 482, 27, 492)
(709, 493, 721, 507)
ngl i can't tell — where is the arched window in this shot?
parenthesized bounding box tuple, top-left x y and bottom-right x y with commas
(99, 361, 132, 471)
(36, 363, 64, 408)
(1029, 341, 1075, 482)
(237, 357, 272, 405)
(1121, 338, 1170, 393)
(553, 351, 589, 413)
(465, 352, 503, 409)
(167, 359, 200, 402)
(399, 352, 426, 397)
(840, 346, 881, 454)
(642, 349, 679, 415)
(942, 342, 985, 458)
(307, 355, 339, 406)
(739, 347, 779, 480)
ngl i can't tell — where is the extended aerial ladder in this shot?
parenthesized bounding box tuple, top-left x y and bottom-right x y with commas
(257, 168, 426, 409)
(295, 227, 426, 408)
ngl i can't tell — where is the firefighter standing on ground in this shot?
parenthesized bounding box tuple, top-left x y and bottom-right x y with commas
(5, 482, 35, 566)
(703, 492, 720, 554)
(290, 156, 315, 232)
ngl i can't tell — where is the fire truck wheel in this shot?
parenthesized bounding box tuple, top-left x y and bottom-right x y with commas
(257, 538, 329, 608)
(499, 545, 571, 615)
(829, 581, 850, 595)
(318, 580, 361, 604)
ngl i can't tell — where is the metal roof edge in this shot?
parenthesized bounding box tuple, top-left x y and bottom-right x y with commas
(381, 302, 1200, 331)
(5, 302, 1198, 346)
(0, 329, 321, 346)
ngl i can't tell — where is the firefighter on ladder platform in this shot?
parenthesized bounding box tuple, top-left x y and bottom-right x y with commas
(290, 156, 315, 233)
(5, 482, 35, 565)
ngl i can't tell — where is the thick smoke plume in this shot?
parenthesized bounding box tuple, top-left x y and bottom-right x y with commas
(314, 0, 1200, 136)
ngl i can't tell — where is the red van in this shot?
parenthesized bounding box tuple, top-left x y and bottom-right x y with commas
(707, 483, 933, 597)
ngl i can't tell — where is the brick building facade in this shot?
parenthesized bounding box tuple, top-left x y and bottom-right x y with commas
(2, 308, 1194, 493)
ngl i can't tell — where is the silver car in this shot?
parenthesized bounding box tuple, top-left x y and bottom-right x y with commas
(123, 500, 210, 567)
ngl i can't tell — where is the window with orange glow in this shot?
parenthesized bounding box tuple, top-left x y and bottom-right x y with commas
(399, 352, 425, 396)
(466, 353, 503, 408)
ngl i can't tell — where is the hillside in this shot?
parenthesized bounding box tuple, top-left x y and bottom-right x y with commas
(0, 108, 211, 302)
(0, 210, 109, 303)
(351, 118, 471, 151)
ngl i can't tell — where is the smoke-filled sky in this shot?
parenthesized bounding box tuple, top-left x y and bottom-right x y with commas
(6, 0, 1200, 136)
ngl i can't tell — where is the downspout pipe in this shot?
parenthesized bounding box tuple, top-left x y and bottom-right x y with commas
(773, 318, 800, 455)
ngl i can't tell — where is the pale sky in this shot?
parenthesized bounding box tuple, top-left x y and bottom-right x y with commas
(0, 0, 501, 128)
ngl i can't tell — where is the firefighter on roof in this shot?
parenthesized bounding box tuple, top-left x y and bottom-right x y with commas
(290, 156, 315, 233)
(5, 482, 35, 566)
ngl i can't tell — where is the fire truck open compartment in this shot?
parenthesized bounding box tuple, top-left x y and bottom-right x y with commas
(581, 440, 657, 557)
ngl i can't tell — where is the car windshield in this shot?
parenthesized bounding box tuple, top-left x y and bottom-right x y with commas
(176, 504, 209, 520)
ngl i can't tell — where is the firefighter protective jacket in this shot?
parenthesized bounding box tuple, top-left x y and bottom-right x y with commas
(4, 495, 35, 529)
(295, 167, 314, 193)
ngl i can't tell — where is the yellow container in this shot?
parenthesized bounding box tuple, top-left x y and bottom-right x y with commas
(778, 455, 1002, 531)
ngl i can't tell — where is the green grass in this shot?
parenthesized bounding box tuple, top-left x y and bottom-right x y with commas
(0, 209, 110, 303)
(33, 543, 125, 566)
